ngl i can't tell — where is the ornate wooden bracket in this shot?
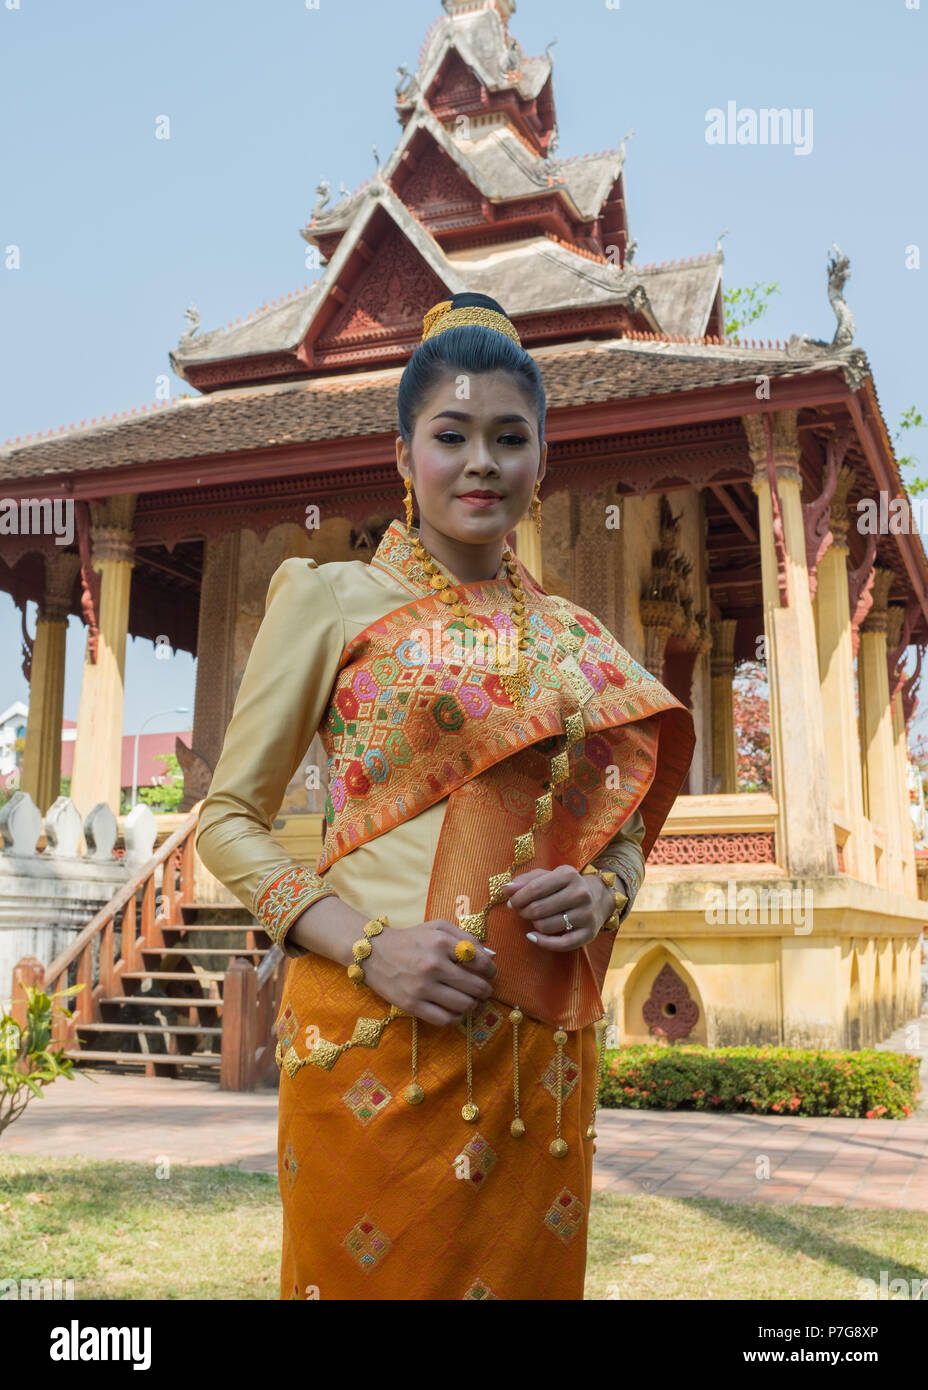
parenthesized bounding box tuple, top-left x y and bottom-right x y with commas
(888, 597, 921, 699)
(847, 533, 877, 659)
(17, 600, 34, 684)
(75, 500, 101, 664)
(803, 423, 851, 595)
(902, 642, 924, 727)
(762, 415, 789, 608)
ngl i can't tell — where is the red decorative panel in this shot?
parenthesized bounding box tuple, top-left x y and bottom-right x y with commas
(642, 963, 700, 1042)
(646, 832, 777, 865)
(392, 142, 484, 228)
(427, 51, 485, 120)
(312, 225, 449, 359)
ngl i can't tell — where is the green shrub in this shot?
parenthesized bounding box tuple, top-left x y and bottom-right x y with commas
(0, 984, 82, 1139)
(600, 1044, 920, 1119)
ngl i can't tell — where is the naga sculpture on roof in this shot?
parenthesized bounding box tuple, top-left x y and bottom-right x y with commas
(787, 242, 859, 363)
(311, 179, 331, 220)
(824, 242, 855, 348)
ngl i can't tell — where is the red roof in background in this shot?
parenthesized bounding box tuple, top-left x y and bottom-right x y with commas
(60, 730, 192, 789)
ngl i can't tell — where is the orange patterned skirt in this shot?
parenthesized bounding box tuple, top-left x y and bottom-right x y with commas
(275, 952, 599, 1300)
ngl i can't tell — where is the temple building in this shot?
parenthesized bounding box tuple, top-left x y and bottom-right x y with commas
(2, 0, 925, 1059)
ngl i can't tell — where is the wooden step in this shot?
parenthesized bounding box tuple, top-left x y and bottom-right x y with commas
(75, 1022, 222, 1036)
(161, 925, 269, 936)
(180, 901, 254, 914)
(140, 947, 267, 958)
(98, 995, 223, 1009)
(119, 970, 226, 984)
(65, 1050, 222, 1065)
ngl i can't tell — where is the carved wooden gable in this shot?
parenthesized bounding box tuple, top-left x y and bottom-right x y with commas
(393, 141, 484, 230)
(427, 49, 485, 120)
(311, 223, 450, 366)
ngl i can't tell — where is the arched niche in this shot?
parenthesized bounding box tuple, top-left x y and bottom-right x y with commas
(622, 943, 707, 1046)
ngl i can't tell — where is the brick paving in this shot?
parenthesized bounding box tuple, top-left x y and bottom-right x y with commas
(3, 1021, 927, 1209)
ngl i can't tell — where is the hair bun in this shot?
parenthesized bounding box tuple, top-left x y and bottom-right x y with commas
(420, 293, 521, 346)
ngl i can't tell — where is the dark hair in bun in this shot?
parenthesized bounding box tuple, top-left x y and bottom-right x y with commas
(397, 292, 546, 443)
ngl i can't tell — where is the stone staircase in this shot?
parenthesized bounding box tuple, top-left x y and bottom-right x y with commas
(65, 903, 272, 1079)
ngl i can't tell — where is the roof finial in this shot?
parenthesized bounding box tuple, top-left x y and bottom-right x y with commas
(312, 179, 331, 219)
(179, 303, 200, 345)
(715, 227, 728, 257)
(825, 242, 855, 347)
(618, 128, 634, 161)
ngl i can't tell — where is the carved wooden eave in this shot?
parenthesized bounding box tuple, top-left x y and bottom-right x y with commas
(409, 1, 555, 152)
(308, 104, 627, 261)
(179, 182, 656, 389)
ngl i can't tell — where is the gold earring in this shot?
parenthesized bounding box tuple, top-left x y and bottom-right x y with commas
(530, 480, 542, 535)
(403, 476, 414, 533)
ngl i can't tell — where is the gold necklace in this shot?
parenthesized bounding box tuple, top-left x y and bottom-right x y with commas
(410, 534, 531, 711)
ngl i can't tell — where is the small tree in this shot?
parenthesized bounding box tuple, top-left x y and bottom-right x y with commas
(0, 983, 82, 1140)
(733, 659, 772, 792)
(895, 406, 926, 493)
(723, 282, 780, 337)
(118, 753, 185, 815)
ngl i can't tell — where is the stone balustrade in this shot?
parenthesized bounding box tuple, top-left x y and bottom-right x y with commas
(0, 791, 157, 1008)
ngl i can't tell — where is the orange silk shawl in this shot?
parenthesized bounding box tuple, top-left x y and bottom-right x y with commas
(313, 522, 695, 1030)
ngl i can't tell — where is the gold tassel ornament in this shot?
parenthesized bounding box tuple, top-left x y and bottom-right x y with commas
(509, 1007, 525, 1138)
(549, 1027, 569, 1158)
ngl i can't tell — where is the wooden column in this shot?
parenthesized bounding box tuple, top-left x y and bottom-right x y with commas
(514, 517, 543, 586)
(709, 618, 738, 794)
(21, 551, 81, 815)
(858, 568, 904, 892)
(70, 497, 136, 819)
(569, 486, 618, 636)
(891, 689, 918, 897)
(811, 465, 875, 882)
(743, 411, 837, 878)
(886, 603, 918, 898)
(180, 530, 241, 811)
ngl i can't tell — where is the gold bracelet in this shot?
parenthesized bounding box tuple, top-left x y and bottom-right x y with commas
(582, 864, 627, 933)
(347, 914, 389, 987)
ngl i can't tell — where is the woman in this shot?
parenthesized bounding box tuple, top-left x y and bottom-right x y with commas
(195, 292, 695, 1300)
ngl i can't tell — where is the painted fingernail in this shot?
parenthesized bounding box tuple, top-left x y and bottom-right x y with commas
(525, 932, 538, 943)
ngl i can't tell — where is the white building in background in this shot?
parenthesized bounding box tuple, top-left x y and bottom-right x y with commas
(0, 702, 27, 786)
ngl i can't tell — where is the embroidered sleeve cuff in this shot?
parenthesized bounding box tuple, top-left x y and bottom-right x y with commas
(593, 851, 642, 904)
(252, 863, 336, 951)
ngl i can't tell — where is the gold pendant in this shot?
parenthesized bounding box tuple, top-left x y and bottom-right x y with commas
(501, 666, 530, 711)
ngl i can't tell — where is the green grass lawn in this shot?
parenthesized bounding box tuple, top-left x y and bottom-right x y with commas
(1, 1156, 926, 1300)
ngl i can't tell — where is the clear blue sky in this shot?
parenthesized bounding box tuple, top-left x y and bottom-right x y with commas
(1, 0, 926, 738)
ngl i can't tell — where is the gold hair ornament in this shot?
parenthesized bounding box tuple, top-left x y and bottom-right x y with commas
(420, 300, 522, 346)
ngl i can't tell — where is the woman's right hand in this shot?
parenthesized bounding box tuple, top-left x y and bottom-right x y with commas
(362, 918, 498, 1027)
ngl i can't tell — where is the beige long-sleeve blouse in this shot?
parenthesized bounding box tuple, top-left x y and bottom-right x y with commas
(195, 553, 647, 956)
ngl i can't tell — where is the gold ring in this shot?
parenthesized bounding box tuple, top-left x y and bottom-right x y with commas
(455, 940, 477, 964)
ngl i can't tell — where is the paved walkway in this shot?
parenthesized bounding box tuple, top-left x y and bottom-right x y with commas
(3, 1016, 927, 1210)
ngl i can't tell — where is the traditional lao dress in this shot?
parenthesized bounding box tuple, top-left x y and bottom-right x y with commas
(195, 520, 694, 1300)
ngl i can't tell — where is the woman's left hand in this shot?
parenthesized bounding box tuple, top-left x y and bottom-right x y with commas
(502, 866, 612, 951)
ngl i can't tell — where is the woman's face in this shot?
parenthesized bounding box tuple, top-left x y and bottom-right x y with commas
(395, 370, 547, 553)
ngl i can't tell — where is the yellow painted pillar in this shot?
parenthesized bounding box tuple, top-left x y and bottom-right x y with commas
(709, 618, 738, 793)
(21, 551, 81, 816)
(811, 465, 875, 883)
(858, 568, 904, 893)
(514, 516, 543, 586)
(743, 410, 837, 878)
(70, 497, 136, 819)
(890, 684, 918, 897)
